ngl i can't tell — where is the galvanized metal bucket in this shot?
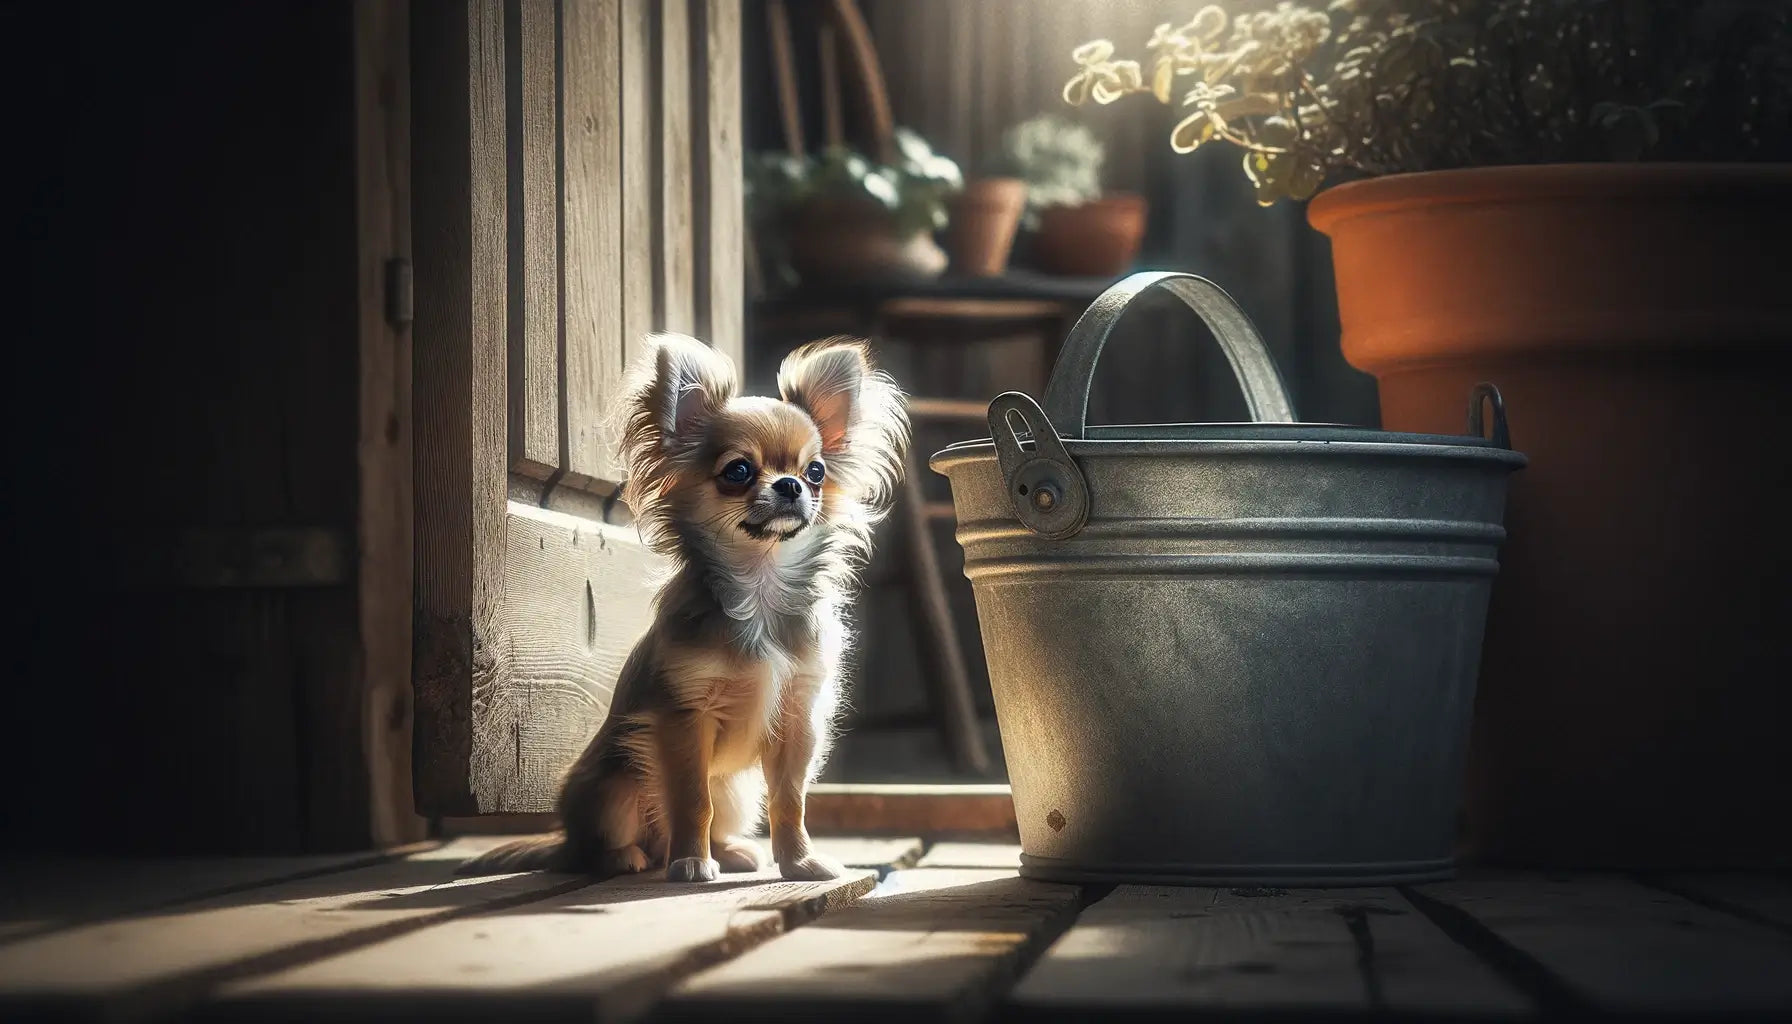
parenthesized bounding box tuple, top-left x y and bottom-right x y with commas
(930, 271, 1526, 886)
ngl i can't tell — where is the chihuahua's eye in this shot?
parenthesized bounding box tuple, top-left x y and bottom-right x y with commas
(805, 460, 826, 484)
(720, 459, 755, 484)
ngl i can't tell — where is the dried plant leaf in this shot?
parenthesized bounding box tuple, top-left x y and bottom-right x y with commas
(1064, 1, 1792, 204)
(1153, 57, 1176, 102)
(1071, 39, 1115, 65)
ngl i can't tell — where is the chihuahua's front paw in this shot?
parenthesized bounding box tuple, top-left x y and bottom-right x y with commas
(666, 856, 721, 883)
(779, 852, 846, 881)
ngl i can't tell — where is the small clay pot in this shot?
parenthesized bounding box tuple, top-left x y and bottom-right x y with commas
(945, 177, 1028, 276)
(1033, 193, 1147, 277)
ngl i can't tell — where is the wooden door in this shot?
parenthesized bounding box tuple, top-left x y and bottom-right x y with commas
(410, 0, 744, 816)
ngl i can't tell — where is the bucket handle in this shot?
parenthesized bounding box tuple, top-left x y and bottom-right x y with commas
(1042, 271, 1297, 437)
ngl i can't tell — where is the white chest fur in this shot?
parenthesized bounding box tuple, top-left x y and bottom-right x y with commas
(712, 532, 821, 627)
(687, 534, 831, 773)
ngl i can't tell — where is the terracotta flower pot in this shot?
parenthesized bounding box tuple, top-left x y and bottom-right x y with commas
(1310, 164, 1792, 869)
(945, 177, 1028, 276)
(784, 195, 946, 285)
(1033, 193, 1147, 277)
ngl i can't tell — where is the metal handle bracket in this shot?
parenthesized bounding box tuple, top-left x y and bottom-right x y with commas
(989, 392, 1090, 540)
(1467, 382, 1512, 449)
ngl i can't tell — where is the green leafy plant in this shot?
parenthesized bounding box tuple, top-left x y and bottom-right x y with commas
(989, 115, 1107, 221)
(1065, 0, 1792, 205)
(746, 127, 963, 236)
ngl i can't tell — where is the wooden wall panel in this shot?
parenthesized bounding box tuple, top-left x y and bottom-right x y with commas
(417, 0, 743, 815)
(474, 506, 663, 810)
(559, 0, 626, 486)
(412, 0, 511, 816)
(694, 0, 745, 370)
(658, 0, 697, 336)
(620, 0, 657, 367)
(507, 0, 563, 481)
(537, 0, 737, 500)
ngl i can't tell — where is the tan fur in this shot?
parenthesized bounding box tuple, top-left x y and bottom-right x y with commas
(459, 335, 907, 882)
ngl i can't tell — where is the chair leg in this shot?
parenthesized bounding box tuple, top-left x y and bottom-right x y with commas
(898, 446, 991, 777)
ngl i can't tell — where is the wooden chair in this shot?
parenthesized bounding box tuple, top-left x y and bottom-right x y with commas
(763, 0, 992, 775)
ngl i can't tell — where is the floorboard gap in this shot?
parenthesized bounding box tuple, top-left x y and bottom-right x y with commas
(1398, 884, 1592, 1019)
(987, 883, 1113, 1023)
(1633, 874, 1792, 942)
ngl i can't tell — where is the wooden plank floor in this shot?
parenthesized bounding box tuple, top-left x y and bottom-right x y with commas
(4, 837, 1790, 1022)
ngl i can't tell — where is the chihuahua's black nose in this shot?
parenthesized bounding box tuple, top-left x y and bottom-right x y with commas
(771, 476, 802, 500)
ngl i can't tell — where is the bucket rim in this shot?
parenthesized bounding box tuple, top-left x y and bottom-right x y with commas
(929, 430, 1529, 474)
(946, 418, 1511, 445)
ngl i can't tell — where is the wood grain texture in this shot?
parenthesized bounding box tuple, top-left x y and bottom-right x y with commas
(353, 0, 427, 852)
(656, 0, 695, 335)
(1413, 875, 1792, 1014)
(619, 0, 654, 369)
(806, 784, 1018, 840)
(471, 503, 662, 811)
(693, 0, 743, 368)
(507, 0, 562, 480)
(917, 843, 1021, 869)
(1013, 885, 1531, 1020)
(218, 868, 876, 1022)
(664, 867, 1081, 1022)
(559, 0, 625, 485)
(0, 841, 583, 1023)
(541, 478, 629, 524)
(411, 0, 512, 815)
(1653, 873, 1792, 933)
(804, 836, 924, 871)
(940, 0, 972, 164)
(0, 847, 434, 944)
(764, 0, 803, 157)
(817, 25, 843, 150)
(114, 527, 349, 590)
(424, 831, 920, 871)
(897, 444, 989, 775)
(438, 813, 561, 835)
(822, 0, 894, 162)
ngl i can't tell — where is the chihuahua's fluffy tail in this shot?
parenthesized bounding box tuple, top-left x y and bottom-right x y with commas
(454, 834, 568, 876)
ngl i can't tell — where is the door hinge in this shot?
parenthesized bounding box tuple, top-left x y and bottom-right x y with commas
(384, 257, 413, 328)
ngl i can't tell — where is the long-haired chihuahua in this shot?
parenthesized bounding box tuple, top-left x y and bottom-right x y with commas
(461, 334, 907, 882)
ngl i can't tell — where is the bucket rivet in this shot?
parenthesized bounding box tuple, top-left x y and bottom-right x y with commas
(1032, 486, 1058, 511)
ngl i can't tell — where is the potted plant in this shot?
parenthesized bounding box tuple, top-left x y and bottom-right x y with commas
(747, 128, 963, 286)
(1067, 1, 1792, 869)
(995, 114, 1148, 277)
(945, 163, 1028, 278)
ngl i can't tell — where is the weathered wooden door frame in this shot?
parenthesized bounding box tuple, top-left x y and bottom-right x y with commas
(354, 0, 427, 847)
(410, 0, 743, 818)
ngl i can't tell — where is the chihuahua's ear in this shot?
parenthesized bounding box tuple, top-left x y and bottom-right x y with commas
(618, 334, 738, 550)
(632, 333, 737, 455)
(779, 337, 908, 513)
(777, 338, 873, 455)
